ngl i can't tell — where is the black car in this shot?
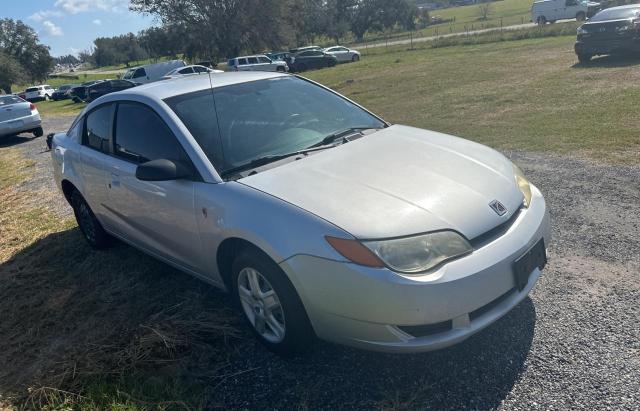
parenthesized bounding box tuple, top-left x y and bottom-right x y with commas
(70, 80, 104, 103)
(575, 4, 640, 63)
(51, 84, 79, 101)
(289, 50, 338, 72)
(85, 79, 137, 103)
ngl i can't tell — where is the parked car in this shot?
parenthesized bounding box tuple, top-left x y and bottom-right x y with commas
(70, 80, 105, 103)
(123, 60, 186, 84)
(289, 46, 322, 54)
(0, 95, 43, 137)
(532, 0, 600, 24)
(323, 46, 361, 63)
(162, 65, 223, 80)
(266, 51, 292, 62)
(575, 4, 640, 62)
(227, 55, 288, 72)
(85, 80, 138, 103)
(51, 72, 550, 355)
(24, 85, 55, 102)
(289, 50, 338, 72)
(17, 91, 27, 100)
(52, 84, 79, 101)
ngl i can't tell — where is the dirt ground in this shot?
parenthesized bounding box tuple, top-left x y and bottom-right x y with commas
(0, 115, 638, 409)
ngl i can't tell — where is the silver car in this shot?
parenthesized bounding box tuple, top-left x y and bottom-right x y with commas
(0, 95, 43, 138)
(51, 72, 550, 355)
(323, 46, 361, 63)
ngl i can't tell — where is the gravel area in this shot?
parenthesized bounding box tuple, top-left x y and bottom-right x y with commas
(4, 118, 639, 409)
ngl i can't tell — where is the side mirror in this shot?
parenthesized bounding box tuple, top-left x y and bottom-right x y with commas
(136, 159, 193, 181)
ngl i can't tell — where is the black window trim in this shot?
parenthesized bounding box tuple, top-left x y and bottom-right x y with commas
(110, 100, 203, 182)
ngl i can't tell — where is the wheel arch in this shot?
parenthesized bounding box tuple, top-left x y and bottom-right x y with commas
(60, 179, 78, 205)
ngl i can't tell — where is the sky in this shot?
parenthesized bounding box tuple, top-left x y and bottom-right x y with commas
(2, 0, 156, 56)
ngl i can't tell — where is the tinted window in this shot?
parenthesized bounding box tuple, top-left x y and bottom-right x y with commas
(167, 77, 384, 173)
(238, 58, 248, 65)
(111, 80, 132, 88)
(590, 7, 640, 21)
(84, 104, 113, 152)
(179, 67, 194, 74)
(258, 57, 271, 63)
(247, 57, 259, 64)
(114, 103, 188, 164)
(194, 66, 208, 73)
(165, 90, 223, 167)
(26, 87, 39, 92)
(0, 96, 22, 105)
(133, 68, 147, 78)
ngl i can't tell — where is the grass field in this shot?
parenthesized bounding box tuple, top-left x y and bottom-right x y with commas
(308, 36, 640, 163)
(355, 0, 534, 45)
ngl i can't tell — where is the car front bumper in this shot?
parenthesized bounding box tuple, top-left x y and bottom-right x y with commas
(575, 37, 640, 56)
(0, 112, 42, 137)
(280, 184, 551, 353)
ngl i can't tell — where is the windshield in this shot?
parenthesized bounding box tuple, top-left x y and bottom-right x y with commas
(26, 87, 39, 92)
(0, 96, 23, 105)
(589, 7, 640, 22)
(58, 85, 71, 91)
(166, 76, 385, 173)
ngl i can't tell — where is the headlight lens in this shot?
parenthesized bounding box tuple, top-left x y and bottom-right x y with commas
(577, 26, 588, 35)
(514, 165, 532, 208)
(363, 231, 472, 273)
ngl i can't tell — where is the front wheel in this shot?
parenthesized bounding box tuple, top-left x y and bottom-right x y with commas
(71, 190, 113, 249)
(232, 249, 315, 356)
(537, 16, 547, 25)
(352, 54, 360, 62)
(577, 53, 592, 63)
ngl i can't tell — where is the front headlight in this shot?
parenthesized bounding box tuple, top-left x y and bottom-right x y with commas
(363, 231, 472, 273)
(514, 165, 532, 208)
(577, 26, 588, 35)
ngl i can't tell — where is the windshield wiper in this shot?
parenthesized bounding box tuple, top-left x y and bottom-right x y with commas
(309, 127, 380, 149)
(220, 145, 337, 178)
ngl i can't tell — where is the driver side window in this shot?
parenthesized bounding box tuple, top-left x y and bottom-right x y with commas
(114, 102, 189, 164)
(566, 0, 578, 6)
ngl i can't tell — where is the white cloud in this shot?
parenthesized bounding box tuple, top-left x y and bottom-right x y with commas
(29, 10, 64, 22)
(42, 21, 64, 37)
(92, 19, 102, 25)
(54, 0, 129, 14)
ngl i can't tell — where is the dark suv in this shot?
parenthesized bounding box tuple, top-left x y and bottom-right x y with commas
(575, 5, 640, 63)
(85, 80, 137, 102)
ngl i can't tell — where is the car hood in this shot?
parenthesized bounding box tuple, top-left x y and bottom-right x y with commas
(240, 125, 524, 240)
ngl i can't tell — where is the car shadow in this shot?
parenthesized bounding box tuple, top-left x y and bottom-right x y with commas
(0, 134, 40, 148)
(0, 227, 536, 409)
(572, 53, 640, 69)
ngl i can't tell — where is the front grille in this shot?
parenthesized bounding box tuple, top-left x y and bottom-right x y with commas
(470, 208, 522, 249)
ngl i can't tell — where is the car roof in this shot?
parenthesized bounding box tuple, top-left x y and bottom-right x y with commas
(114, 71, 288, 101)
(601, 4, 640, 10)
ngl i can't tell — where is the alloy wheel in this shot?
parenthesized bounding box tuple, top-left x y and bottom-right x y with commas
(237, 267, 286, 343)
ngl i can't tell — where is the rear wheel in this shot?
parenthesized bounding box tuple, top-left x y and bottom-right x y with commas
(276, 66, 285, 72)
(33, 127, 43, 137)
(576, 11, 586, 21)
(70, 190, 113, 249)
(537, 16, 547, 25)
(232, 248, 315, 356)
(577, 53, 592, 63)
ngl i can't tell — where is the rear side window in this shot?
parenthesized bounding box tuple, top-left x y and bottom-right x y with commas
(84, 104, 114, 153)
(0, 96, 22, 105)
(238, 59, 248, 66)
(114, 103, 188, 164)
(258, 57, 270, 63)
(194, 66, 208, 73)
(248, 57, 258, 64)
(178, 67, 194, 74)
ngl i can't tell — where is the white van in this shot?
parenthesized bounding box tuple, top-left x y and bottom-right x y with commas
(531, 0, 600, 24)
(122, 60, 186, 84)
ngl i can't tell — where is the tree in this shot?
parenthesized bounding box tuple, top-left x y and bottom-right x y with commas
(478, 2, 492, 20)
(0, 19, 53, 85)
(0, 52, 23, 94)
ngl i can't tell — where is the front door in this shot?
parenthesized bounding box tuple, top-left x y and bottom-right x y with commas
(102, 101, 205, 273)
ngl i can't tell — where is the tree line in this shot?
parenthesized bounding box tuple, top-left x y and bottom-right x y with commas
(87, 0, 422, 68)
(0, 19, 53, 94)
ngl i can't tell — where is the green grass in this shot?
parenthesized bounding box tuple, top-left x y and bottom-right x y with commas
(35, 99, 86, 117)
(354, 0, 535, 45)
(308, 35, 640, 162)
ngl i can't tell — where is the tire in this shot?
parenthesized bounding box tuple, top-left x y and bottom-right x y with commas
(276, 66, 285, 72)
(576, 12, 586, 22)
(232, 248, 315, 356)
(537, 16, 547, 25)
(577, 53, 592, 63)
(70, 190, 113, 249)
(352, 54, 360, 62)
(33, 127, 43, 138)
(44, 94, 50, 101)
